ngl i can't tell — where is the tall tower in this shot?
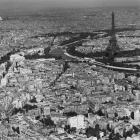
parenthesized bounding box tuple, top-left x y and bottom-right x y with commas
(106, 12, 120, 60)
(111, 12, 115, 35)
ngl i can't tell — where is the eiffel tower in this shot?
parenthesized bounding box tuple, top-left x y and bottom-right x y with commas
(106, 12, 120, 60)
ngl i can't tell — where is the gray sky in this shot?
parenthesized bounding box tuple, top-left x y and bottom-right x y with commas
(0, 0, 140, 9)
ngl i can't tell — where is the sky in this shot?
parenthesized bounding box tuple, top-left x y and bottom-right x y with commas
(0, 0, 140, 9)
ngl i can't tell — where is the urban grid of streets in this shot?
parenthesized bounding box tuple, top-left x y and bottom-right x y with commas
(0, 7, 140, 140)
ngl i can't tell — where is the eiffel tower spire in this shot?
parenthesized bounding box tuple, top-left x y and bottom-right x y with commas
(106, 12, 120, 59)
(112, 12, 115, 35)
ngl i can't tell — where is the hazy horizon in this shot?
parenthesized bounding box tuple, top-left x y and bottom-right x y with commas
(0, 0, 139, 9)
